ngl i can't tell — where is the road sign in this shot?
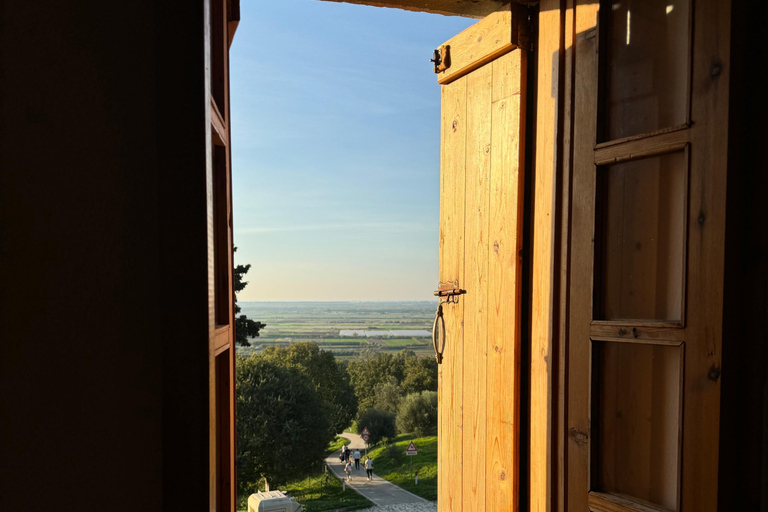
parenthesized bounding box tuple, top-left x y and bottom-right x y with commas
(406, 441, 417, 456)
(361, 427, 370, 436)
(361, 433, 369, 442)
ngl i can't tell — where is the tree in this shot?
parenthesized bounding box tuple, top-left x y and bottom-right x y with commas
(261, 342, 357, 436)
(346, 352, 404, 410)
(374, 376, 403, 415)
(355, 408, 396, 446)
(236, 355, 330, 497)
(234, 250, 265, 346)
(401, 355, 438, 395)
(396, 391, 438, 436)
(346, 350, 437, 410)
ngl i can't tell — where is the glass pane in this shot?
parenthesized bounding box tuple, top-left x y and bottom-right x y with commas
(593, 341, 681, 510)
(595, 151, 686, 322)
(601, 0, 690, 141)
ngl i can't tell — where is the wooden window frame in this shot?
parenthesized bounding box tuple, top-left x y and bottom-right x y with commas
(528, 0, 732, 511)
(205, 0, 238, 510)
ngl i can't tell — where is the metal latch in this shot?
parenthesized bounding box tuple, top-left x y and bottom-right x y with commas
(431, 280, 465, 365)
(433, 280, 465, 304)
(430, 46, 450, 74)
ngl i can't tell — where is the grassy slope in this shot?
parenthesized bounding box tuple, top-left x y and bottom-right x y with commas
(238, 437, 370, 512)
(366, 433, 437, 501)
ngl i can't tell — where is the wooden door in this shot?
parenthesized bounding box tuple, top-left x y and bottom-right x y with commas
(436, 7, 528, 512)
(565, 0, 730, 511)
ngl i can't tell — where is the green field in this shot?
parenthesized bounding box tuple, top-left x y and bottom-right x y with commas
(382, 337, 427, 347)
(235, 301, 436, 360)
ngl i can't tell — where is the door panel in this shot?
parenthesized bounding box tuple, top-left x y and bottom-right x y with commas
(438, 26, 526, 511)
(439, 72, 467, 512)
(463, 63, 492, 512)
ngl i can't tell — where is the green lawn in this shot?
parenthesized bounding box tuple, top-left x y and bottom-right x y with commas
(366, 433, 437, 501)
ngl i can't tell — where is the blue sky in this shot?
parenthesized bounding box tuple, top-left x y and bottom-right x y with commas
(230, 0, 475, 301)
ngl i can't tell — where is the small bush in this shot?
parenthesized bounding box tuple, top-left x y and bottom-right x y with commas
(396, 391, 438, 436)
(356, 408, 396, 445)
(384, 442, 401, 461)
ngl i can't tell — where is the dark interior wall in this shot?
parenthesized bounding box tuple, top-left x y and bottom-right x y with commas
(719, 0, 768, 509)
(0, 2, 210, 511)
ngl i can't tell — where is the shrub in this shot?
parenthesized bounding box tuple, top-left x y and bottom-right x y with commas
(356, 408, 396, 445)
(384, 442, 401, 461)
(396, 391, 438, 436)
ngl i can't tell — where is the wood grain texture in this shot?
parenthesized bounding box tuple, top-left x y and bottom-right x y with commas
(318, 0, 510, 18)
(439, 75, 467, 512)
(531, 2, 565, 511)
(566, 2, 600, 511)
(593, 130, 688, 166)
(486, 49, 525, 512)
(681, 0, 730, 509)
(437, 7, 517, 85)
(557, 3, 575, 511)
(214, 325, 231, 352)
(462, 62, 492, 512)
(562, 0, 730, 509)
(438, 45, 525, 512)
(589, 323, 685, 343)
(587, 491, 670, 512)
(594, 342, 681, 509)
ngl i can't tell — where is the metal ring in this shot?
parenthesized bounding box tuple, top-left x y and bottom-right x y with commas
(432, 304, 446, 364)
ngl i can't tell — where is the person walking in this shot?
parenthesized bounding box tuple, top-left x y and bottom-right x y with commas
(353, 449, 361, 470)
(344, 445, 351, 464)
(344, 459, 353, 481)
(364, 456, 373, 481)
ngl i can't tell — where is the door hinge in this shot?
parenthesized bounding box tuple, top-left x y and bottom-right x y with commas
(430, 46, 450, 74)
(511, 3, 535, 52)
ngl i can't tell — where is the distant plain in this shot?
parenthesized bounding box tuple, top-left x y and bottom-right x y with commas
(236, 301, 436, 359)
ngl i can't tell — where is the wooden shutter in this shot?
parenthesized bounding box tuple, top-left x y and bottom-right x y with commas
(207, 0, 239, 510)
(437, 7, 528, 511)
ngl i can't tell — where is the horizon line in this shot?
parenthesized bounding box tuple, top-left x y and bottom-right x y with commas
(238, 299, 435, 303)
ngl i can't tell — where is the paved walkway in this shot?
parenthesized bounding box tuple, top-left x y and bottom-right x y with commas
(324, 432, 429, 507)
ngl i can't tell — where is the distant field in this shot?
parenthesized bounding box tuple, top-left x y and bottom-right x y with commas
(235, 301, 435, 360)
(382, 338, 428, 347)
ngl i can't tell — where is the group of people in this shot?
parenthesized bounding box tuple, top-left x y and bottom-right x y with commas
(340, 444, 373, 481)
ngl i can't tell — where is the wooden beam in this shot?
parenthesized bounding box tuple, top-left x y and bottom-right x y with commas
(530, 1, 565, 511)
(316, 0, 512, 18)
